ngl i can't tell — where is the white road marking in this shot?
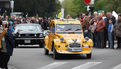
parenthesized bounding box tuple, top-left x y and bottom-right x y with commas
(72, 62, 102, 69)
(112, 63, 121, 69)
(38, 62, 67, 69)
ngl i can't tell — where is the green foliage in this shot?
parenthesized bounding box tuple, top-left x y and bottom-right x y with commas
(62, 0, 87, 17)
(14, 0, 61, 17)
(95, 0, 121, 13)
(62, 0, 121, 17)
(14, 0, 121, 17)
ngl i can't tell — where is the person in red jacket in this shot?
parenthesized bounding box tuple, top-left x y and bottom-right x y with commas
(96, 14, 105, 48)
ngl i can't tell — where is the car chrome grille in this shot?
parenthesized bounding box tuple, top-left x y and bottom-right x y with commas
(69, 43, 81, 48)
(20, 34, 35, 37)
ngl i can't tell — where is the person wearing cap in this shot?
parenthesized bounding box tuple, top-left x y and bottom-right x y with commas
(114, 14, 121, 49)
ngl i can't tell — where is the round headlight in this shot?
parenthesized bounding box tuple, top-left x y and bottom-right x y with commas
(18, 34, 21, 37)
(39, 34, 43, 37)
(35, 34, 37, 37)
(60, 37, 64, 42)
(85, 37, 89, 41)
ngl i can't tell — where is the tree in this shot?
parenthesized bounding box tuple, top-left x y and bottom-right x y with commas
(61, 0, 121, 17)
(14, 0, 61, 17)
(95, 0, 121, 13)
(62, 0, 87, 17)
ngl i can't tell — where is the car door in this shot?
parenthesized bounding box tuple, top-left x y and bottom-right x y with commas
(48, 23, 55, 50)
(48, 23, 53, 50)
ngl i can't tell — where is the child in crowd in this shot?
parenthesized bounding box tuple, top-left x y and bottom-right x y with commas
(108, 19, 114, 49)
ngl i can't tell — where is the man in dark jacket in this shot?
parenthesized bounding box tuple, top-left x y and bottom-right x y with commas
(114, 14, 121, 49)
(0, 20, 7, 69)
(1, 24, 15, 69)
(104, 12, 116, 48)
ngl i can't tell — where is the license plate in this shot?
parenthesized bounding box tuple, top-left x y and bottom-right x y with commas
(24, 40, 31, 43)
(68, 48, 82, 52)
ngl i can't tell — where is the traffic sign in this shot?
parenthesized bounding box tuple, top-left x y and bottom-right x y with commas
(84, 0, 91, 5)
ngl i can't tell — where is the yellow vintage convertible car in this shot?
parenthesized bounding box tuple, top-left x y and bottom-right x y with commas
(44, 19, 93, 59)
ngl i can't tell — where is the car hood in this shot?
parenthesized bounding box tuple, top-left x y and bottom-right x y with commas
(56, 34, 84, 43)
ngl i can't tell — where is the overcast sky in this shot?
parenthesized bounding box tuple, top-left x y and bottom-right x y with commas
(59, 0, 63, 2)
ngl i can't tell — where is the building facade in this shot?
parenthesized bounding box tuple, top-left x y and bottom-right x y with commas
(0, 0, 10, 15)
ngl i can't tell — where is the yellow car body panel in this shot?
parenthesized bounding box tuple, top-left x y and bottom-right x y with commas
(44, 19, 93, 54)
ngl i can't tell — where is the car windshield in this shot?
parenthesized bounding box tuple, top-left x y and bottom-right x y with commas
(15, 25, 42, 33)
(56, 24, 81, 31)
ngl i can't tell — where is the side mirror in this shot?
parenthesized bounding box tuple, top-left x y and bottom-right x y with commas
(44, 30, 50, 36)
(83, 37, 90, 43)
(85, 37, 89, 41)
(47, 30, 50, 33)
(47, 27, 49, 30)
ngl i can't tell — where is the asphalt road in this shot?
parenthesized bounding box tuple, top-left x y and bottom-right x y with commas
(9, 48, 121, 69)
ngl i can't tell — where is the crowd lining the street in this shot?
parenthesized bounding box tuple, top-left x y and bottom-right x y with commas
(79, 12, 121, 49)
(0, 11, 121, 69)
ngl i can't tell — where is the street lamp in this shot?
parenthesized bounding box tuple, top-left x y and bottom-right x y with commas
(10, 0, 14, 13)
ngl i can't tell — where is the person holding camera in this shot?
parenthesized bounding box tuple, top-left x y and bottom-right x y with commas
(0, 20, 7, 69)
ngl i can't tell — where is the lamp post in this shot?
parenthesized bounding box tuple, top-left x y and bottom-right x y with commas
(10, 0, 14, 13)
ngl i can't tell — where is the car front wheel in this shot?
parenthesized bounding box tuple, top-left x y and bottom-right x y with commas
(52, 44, 59, 59)
(15, 42, 18, 48)
(39, 42, 44, 48)
(44, 47, 49, 55)
(86, 53, 92, 59)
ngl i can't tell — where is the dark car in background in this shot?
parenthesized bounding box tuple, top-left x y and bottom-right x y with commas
(13, 24, 44, 48)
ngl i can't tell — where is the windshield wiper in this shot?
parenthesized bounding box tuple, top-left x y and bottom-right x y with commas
(75, 29, 81, 31)
(28, 29, 34, 31)
(65, 28, 72, 31)
(20, 30, 23, 31)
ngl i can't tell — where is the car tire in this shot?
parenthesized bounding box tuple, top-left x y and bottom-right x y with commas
(52, 44, 59, 59)
(15, 43, 18, 48)
(44, 47, 49, 55)
(86, 53, 92, 59)
(39, 43, 44, 48)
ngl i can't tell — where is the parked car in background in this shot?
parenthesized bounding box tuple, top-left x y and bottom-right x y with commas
(13, 24, 44, 47)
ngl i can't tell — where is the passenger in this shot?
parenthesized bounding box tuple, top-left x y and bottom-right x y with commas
(66, 14, 72, 19)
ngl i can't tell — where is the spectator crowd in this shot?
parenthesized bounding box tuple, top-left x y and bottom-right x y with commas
(80, 12, 121, 49)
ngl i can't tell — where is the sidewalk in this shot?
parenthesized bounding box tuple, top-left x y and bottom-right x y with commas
(8, 65, 17, 69)
(106, 40, 117, 48)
